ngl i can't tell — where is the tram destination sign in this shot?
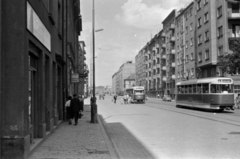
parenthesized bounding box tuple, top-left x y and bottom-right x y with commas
(218, 79, 232, 83)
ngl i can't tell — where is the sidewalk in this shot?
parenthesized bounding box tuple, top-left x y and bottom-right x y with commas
(28, 98, 118, 159)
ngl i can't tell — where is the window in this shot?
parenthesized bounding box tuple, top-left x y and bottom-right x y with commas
(191, 53, 194, 60)
(232, 4, 240, 14)
(193, 84, 197, 93)
(190, 38, 193, 46)
(217, 26, 223, 37)
(202, 84, 209, 93)
(197, 0, 201, 11)
(191, 68, 194, 76)
(189, 85, 192, 93)
(185, 12, 188, 21)
(198, 52, 202, 62)
(190, 8, 192, 16)
(197, 17, 202, 28)
(185, 26, 188, 34)
(190, 23, 193, 31)
(205, 49, 209, 60)
(58, 2, 62, 34)
(218, 46, 223, 56)
(198, 35, 202, 45)
(203, 0, 208, 5)
(204, 12, 209, 23)
(217, 6, 222, 18)
(204, 31, 209, 42)
(186, 55, 189, 63)
(186, 40, 188, 48)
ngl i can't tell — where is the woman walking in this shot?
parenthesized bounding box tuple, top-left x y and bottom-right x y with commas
(65, 96, 73, 124)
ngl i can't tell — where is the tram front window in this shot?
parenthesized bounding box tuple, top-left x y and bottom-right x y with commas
(134, 90, 144, 95)
(211, 84, 233, 93)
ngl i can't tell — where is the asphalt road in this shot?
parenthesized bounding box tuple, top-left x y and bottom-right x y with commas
(97, 96, 240, 159)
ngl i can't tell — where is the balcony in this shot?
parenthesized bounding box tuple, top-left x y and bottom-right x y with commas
(161, 44, 166, 48)
(170, 36, 175, 42)
(171, 49, 176, 54)
(162, 77, 167, 81)
(161, 32, 166, 37)
(171, 63, 175, 67)
(228, 11, 240, 19)
(171, 75, 176, 79)
(162, 55, 166, 59)
(162, 66, 166, 70)
(170, 24, 175, 30)
(228, 30, 240, 38)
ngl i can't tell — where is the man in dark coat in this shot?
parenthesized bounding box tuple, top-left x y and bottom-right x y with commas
(70, 94, 81, 125)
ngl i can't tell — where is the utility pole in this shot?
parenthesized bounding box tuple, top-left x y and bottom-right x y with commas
(91, 0, 97, 123)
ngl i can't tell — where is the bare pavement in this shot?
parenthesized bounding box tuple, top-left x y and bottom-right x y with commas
(28, 97, 118, 159)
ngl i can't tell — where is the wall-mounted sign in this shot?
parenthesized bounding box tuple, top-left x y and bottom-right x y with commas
(71, 73, 79, 83)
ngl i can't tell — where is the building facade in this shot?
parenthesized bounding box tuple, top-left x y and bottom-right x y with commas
(124, 73, 136, 89)
(135, 48, 146, 87)
(112, 61, 135, 95)
(175, 2, 196, 83)
(162, 10, 176, 99)
(78, 41, 88, 96)
(0, 0, 85, 158)
(135, 0, 240, 99)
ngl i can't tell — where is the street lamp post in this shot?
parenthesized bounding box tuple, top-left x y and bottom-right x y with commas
(91, 0, 103, 123)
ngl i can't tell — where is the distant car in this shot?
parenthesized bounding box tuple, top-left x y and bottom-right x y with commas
(162, 95, 172, 102)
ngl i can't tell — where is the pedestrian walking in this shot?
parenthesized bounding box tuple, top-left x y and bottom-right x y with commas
(126, 94, 129, 104)
(113, 94, 117, 103)
(79, 95, 84, 118)
(120, 96, 124, 104)
(235, 94, 240, 109)
(65, 96, 73, 125)
(70, 94, 82, 125)
(123, 94, 127, 104)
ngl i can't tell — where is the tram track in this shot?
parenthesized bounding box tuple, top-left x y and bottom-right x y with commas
(143, 99, 240, 127)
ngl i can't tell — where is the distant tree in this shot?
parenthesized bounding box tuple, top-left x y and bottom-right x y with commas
(218, 38, 240, 75)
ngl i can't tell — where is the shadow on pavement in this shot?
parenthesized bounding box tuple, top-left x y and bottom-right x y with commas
(99, 115, 156, 159)
(176, 105, 235, 114)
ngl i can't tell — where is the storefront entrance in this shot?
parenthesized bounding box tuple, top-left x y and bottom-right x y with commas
(28, 54, 37, 144)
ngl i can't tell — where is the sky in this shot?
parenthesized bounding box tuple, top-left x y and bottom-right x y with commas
(79, 0, 193, 86)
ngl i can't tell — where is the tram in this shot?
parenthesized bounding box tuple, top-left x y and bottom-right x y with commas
(125, 86, 145, 103)
(176, 77, 235, 111)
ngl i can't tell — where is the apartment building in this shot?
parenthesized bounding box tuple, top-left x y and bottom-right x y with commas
(78, 41, 88, 96)
(162, 10, 176, 99)
(175, 2, 196, 83)
(194, 0, 240, 93)
(112, 61, 135, 95)
(135, 48, 146, 87)
(112, 72, 117, 94)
